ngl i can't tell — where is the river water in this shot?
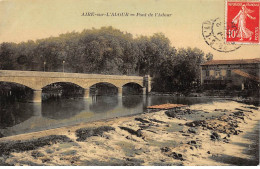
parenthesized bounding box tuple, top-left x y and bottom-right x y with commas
(0, 95, 218, 137)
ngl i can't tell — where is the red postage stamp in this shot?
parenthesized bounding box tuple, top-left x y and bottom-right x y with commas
(226, 1, 260, 44)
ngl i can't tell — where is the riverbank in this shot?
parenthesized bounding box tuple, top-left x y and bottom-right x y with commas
(0, 100, 259, 166)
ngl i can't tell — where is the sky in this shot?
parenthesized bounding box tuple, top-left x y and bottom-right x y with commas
(0, 0, 259, 60)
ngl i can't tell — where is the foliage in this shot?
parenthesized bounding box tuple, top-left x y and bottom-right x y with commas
(0, 26, 211, 92)
(153, 47, 205, 92)
(205, 52, 213, 61)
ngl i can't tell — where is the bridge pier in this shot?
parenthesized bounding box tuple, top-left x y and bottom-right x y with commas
(33, 102, 42, 116)
(118, 87, 123, 97)
(143, 75, 151, 94)
(84, 88, 90, 99)
(142, 87, 146, 95)
(32, 89, 42, 103)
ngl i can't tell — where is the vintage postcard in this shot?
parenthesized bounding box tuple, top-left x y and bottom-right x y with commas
(0, 0, 259, 166)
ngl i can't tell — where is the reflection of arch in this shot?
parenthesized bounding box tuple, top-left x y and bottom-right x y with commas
(89, 82, 118, 96)
(122, 95, 143, 108)
(0, 101, 34, 129)
(89, 95, 118, 113)
(42, 98, 85, 119)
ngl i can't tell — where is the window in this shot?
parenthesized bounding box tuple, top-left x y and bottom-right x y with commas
(206, 70, 209, 76)
(227, 70, 231, 77)
(210, 70, 214, 76)
(221, 70, 226, 76)
(215, 70, 221, 77)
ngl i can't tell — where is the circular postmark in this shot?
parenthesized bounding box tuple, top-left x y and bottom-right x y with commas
(202, 18, 241, 52)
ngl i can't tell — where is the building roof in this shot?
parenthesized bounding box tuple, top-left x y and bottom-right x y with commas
(232, 69, 260, 82)
(201, 58, 260, 66)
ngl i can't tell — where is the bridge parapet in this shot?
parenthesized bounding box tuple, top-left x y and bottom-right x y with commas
(0, 70, 143, 80)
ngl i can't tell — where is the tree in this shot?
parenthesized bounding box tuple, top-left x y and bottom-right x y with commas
(157, 47, 205, 92)
(136, 33, 176, 76)
(205, 52, 213, 61)
(0, 27, 208, 92)
(0, 42, 16, 70)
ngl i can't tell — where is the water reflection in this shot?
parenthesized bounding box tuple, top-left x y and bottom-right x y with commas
(42, 98, 85, 120)
(89, 95, 119, 113)
(122, 95, 143, 108)
(148, 96, 216, 106)
(0, 94, 217, 137)
(0, 97, 34, 129)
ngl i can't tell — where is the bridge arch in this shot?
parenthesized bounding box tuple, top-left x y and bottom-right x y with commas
(40, 81, 86, 90)
(122, 82, 145, 95)
(41, 82, 85, 100)
(0, 80, 37, 91)
(88, 82, 119, 96)
(86, 81, 122, 89)
(41, 82, 85, 90)
(0, 81, 35, 103)
(121, 81, 143, 88)
(122, 82, 143, 88)
(122, 82, 144, 95)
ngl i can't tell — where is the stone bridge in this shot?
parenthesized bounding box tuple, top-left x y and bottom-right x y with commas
(0, 70, 151, 102)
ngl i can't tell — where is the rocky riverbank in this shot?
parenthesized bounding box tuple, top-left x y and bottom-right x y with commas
(0, 100, 259, 166)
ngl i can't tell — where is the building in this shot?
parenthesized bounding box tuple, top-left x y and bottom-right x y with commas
(200, 58, 260, 90)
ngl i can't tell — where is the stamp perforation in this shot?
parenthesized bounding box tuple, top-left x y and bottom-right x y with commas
(225, 0, 260, 45)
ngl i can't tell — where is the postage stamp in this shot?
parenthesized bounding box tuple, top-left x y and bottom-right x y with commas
(225, 1, 260, 44)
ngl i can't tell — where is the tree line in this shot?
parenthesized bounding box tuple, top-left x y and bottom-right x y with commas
(0, 26, 213, 92)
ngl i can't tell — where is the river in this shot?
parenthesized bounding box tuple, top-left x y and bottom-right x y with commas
(0, 95, 218, 137)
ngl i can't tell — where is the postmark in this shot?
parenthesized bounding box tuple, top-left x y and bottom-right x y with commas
(202, 18, 241, 52)
(225, 1, 260, 44)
